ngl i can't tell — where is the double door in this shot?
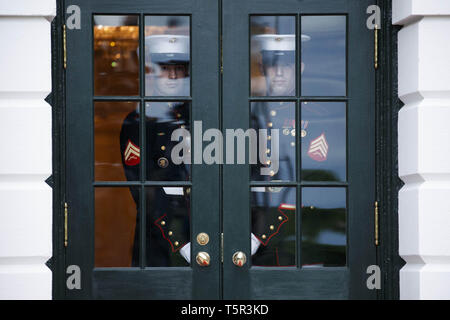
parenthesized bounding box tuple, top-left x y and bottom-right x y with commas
(65, 0, 375, 299)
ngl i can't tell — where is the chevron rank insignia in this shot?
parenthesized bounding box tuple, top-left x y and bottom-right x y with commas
(307, 133, 329, 162)
(124, 140, 140, 166)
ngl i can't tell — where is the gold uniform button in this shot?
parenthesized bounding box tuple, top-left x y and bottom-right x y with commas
(290, 142, 295, 147)
(168, 231, 173, 236)
(269, 225, 275, 230)
(261, 234, 267, 240)
(270, 170, 275, 176)
(278, 216, 283, 221)
(266, 149, 270, 154)
(291, 129, 296, 137)
(283, 128, 290, 135)
(158, 157, 169, 168)
(271, 110, 277, 117)
(174, 241, 179, 246)
(161, 146, 166, 151)
(160, 221, 166, 226)
(267, 135, 271, 140)
(310, 205, 315, 210)
(268, 122, 273, 128)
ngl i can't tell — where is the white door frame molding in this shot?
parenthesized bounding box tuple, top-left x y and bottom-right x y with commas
(393, 0, 450, 300)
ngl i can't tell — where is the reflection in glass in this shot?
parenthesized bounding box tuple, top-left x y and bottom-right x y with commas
(301, 16, 346, 96)
(93, 15, 139, 96)
(145, 16, 190, 96)
(301, 188, 346, 267)
(144, 187, 191, 267)
(95, 187, 139, 267)
(251, 101, 295, 181)
(251, 187, 296, 267)
(145, 102, 191, 181)
(250, 16, 297, 96)
(301, 102, 346, 181)
(95, 101, 140, 181)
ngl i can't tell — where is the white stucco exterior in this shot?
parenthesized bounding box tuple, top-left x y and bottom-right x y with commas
(0, 0, 55, 299)
(393, 0, 450, 300)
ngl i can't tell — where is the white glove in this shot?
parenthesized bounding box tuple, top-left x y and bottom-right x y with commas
(251, 233, 261, 255)
(180, 242, 191, 263)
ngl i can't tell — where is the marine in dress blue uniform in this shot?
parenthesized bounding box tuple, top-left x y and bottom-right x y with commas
(251, 33, 317, 266)
(120, 34, 191, 267)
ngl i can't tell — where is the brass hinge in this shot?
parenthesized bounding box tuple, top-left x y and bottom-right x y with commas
(374, 25, 378, 70)
(63, 24, 67, 69)
(374, 201, 379, 246)
(220, 232, 224, 263)
(220, 36, 223, 74)
(64, 202, 68, 247)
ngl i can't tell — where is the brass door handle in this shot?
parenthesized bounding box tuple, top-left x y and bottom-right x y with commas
(232, 251, 247, 267)
(196, 252, 211, 267)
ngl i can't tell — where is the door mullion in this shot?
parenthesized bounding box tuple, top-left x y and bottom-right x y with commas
(138, 13, 146, 269)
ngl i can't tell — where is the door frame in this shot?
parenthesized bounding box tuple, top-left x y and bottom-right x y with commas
(50, 0, 403, 300)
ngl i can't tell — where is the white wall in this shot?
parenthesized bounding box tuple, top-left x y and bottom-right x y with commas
(0, 0, 55, 299)
(393, 0, 450, 300)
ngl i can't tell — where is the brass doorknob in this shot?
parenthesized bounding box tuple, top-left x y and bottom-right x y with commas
(196, 252, 211, 267)
(232, 251, 247, 267)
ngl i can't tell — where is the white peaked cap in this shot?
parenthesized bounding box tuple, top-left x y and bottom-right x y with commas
(145, 34, 189, 55)
(252, 34, 311, 52)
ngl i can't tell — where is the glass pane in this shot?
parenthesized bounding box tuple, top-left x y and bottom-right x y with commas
(250, 16, 296, 97)
(145, 186, 191, 267)
(145, 102, 191, 181)
(251, 101, 295, 181)
(301, 187, 346, 267)
(95, 187, 139, 267)
(95, 101, 140, 181)
(301, 16, 346, 96)
(301, 102, 346, 181)
(145, 16, 190, 96)
(93, 15, 139, 96)
(251, 187, 296, 267)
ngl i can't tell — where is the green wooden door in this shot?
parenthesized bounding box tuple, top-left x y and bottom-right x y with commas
(222, 0, 376, 299)
(65, 0, 220, 299)
(65, 0, 375, 300)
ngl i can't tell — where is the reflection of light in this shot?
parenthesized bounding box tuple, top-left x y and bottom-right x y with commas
(110, 41, 116, 47)
(302, 16, 346, 33)
(97, 25, 103, 29)
(315, 230, 346, 246)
